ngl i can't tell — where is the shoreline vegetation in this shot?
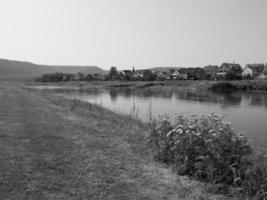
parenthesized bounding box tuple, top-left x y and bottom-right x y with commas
(25, 80, 267, 93)
(209, 81, 267, 92)
(149, 114, 267, 199)
(26, 86, 267, 200)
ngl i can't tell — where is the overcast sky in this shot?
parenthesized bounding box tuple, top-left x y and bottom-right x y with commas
(0, 0, 266, 69)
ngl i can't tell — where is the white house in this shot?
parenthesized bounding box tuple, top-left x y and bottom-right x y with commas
(172, 71, 188, 80)
(242, 68, 253, 79)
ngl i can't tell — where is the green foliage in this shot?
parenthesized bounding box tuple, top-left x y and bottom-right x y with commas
(186, 67, 206, 80)
(37, 73, 75, 82)
(210, 81, 267, 92)
(105, 66, 121, 81)
(143, 70, 157, 81)
(147, 114, 267, 198)
(241, 152, 267, 199)
(109, 66, 118, 76)
(235, 81, 267, 91)
(36, 72, 106, 82)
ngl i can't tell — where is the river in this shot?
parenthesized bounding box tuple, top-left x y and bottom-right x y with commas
(38, 86, 267, 147)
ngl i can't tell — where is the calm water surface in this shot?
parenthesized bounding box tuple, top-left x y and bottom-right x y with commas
(54, 87, 267, 147)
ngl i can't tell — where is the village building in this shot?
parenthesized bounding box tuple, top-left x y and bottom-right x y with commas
(203, 65, 218, 80)
(258, 64, 267, 80)
(157, 72, 170, 81)
(242, 63, 265, 79)
(217, 63, 242, 80)
(121, 70, 132, 76)
(242, 68, 253, 79)
(132, 72, 143, 79)
(171, 70, 188, 80)
(119, 70, 133, 81)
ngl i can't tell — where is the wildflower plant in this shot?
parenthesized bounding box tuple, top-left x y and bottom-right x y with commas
(147, 113, 267, 198)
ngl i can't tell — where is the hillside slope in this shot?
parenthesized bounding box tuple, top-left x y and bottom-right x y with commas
(149, 66, 182, 72)
(0, 58, 105, 81)
(53, 66, 104, 74)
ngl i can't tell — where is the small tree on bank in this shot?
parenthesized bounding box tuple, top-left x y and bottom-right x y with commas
(143, 70, 157, 81)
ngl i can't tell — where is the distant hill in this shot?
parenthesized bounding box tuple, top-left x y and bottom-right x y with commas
(0, 58, 105, 81)
(52, 66, 104, 74)
(135, 66, 182, 73)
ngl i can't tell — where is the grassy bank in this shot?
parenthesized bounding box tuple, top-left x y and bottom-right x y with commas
(1, 84, 236, 200)
(22, 85, 267, 199)
(234, 80, 267, 91)
(29, 89, 235, 200)
(209, 80, 267, 92)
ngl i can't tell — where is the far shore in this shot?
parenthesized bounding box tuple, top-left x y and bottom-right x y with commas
(22, 79, 267, 93)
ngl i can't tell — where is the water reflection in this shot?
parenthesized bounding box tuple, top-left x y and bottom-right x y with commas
(109, 89, 118, 101)
(59, 88, 267, 109)
(55, 87, 267, 110)
(174, 91, 242, 108)
(84, 88, 267, 109)
(249, 93, 267, 108)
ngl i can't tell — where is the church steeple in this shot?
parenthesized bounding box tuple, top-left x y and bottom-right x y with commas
(132, 66, 135, 73)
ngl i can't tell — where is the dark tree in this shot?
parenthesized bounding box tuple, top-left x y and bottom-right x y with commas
(109, 66, 118, 76)
(143, 70, 157, 81)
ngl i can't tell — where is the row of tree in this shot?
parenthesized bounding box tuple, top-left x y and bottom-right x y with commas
(36, 68, 207, 82)
(36, 72, 103, 82)
(36, 67, 160, 82)
(36, 65, 246, 82)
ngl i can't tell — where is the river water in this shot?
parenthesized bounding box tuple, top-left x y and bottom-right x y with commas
(43, 86, 267, 147)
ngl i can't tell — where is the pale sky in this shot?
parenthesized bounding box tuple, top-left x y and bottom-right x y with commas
(0, 0, 266, 69)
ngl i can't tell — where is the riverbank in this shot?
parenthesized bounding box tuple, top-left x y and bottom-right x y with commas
(33, 87, 267, 199)
(98, 80, 267, 92)
(24, 79, 267, 93)
(23, 80, 211, 90)
(210, 80, 267, 92)
(0, 84, 229, 200)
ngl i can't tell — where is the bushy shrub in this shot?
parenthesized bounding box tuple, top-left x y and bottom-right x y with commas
(252, 83, 267, 91)
(147, 114, 267, 198)
(234, 81, 267, 91)
(241, 152, 267, 199)
(236, 82, 253, 90)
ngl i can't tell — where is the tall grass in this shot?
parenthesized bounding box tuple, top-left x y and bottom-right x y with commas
(51, 95, 108, 116)
(234, 81, 267, 91)
(147, 114, 267, 199)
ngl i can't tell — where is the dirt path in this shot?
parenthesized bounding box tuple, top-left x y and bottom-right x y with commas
(0, 84, 220, 200)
